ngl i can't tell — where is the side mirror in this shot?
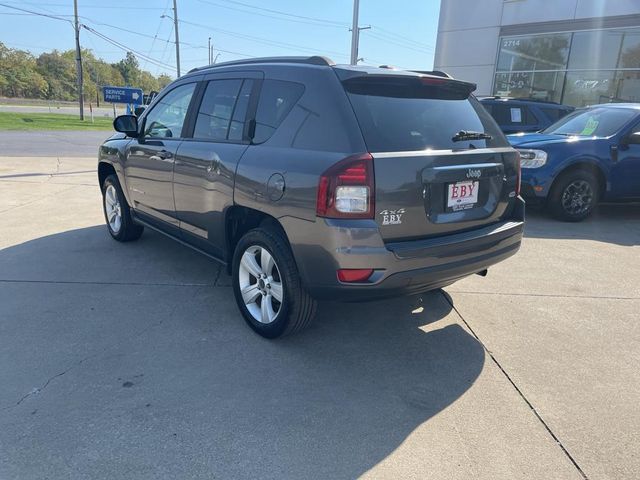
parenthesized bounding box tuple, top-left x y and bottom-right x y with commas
(134, 106, 146, 117)
(113, 115, 139, 137)
(624, 131, 640, 145)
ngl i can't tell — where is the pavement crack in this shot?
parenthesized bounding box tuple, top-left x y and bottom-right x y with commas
(449, 290, 639, 301)
(1, 354, 94, 412)
(0, 295, 187, 412)
(441, 290, 590, 480)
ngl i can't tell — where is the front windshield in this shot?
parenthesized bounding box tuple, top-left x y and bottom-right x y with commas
(542, 107, 637, 137)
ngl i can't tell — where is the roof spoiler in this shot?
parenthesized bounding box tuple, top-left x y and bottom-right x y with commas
(411, 70, 453, 79)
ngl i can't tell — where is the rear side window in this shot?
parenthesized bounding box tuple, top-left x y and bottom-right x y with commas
(253, 80, 304, 144)
(489, 104, 537, 126)
(194, 79, 244, 141)
(344, 78, 507, 152)
(540, 107, 569, 122)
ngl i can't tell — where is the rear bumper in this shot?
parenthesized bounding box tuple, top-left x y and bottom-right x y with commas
(281, 197, 525, 302)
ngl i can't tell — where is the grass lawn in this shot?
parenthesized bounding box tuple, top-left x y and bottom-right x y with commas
(0, 112, 113, 131)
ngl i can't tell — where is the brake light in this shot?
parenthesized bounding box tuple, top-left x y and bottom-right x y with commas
(337, 269, 374, 283)
(316, 153, 375, 219)
(515, 151, 521, 196)
(420, 77, 447, 86)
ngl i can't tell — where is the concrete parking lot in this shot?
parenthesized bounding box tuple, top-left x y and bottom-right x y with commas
(0, 140, 639, 478)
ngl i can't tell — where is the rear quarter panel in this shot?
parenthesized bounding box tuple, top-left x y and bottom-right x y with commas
(233, 65, 366, 222)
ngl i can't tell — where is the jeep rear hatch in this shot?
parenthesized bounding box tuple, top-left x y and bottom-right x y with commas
(342, 74, 519, 242)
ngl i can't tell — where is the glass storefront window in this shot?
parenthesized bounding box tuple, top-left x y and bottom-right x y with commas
(494, 28, 640, 106)
(567, 30, 623, 70)
(497, 34, 571, 72)
(619, 29, 640, 69)
(562, 71, 617, 106)
(563, 71, 640, 106)
(494, 71, 565, 102)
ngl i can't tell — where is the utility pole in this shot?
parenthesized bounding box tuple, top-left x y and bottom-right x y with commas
(350, 0, 360, 65)
(208, 37, 212, 64)
(73, 0, 84, 120)
(172, 0, 181, 76)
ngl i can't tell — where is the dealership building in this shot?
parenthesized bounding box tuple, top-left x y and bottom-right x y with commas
(434, 0, 640, 106)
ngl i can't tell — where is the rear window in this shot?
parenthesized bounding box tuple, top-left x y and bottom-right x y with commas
(344, 78, 507, 152)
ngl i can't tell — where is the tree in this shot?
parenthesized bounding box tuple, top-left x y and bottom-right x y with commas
(0, 43, 47, 98)
(115, 52, 141, 86)
(0, 42, 173, 100)
(36, 51, 76, 100)
(157, 73, 173, 90)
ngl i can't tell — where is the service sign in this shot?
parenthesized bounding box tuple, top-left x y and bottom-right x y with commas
(103, 86, 143, 104)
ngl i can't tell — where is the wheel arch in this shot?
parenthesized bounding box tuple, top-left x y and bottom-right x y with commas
(98, 161, 116, 189)
(99, 161, 134, 207)
(224, 206, 291, 274)
(550, 159, 607, 198)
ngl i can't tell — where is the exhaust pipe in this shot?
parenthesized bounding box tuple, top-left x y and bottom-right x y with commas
(476, 269, 488, 277)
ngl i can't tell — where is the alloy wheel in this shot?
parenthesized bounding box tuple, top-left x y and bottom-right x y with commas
(561, 180, 594, 216)
(104, 184, 122, 233)
(238, 245, 284, 324)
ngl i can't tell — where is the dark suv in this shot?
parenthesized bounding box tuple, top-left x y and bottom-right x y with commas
(480, 97, 574, 134)
(98, 56, 524, 338)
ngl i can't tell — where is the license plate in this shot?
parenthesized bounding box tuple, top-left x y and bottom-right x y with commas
(447, 180, 479, 211)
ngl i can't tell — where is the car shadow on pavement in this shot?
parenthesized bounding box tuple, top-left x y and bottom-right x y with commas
(524, 203, 640, 246)
(0, 226, 485, 478)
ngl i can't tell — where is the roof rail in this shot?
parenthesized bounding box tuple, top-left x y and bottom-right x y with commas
(188, 56, 335, 74)
(411, 70, 453, 79)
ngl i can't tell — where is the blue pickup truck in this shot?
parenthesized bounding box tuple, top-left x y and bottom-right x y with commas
(509, 103, 640, 221)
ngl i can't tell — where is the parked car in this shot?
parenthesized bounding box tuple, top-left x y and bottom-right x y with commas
(509, 103, 640, 221)
(98, 56, 524, 338)
(480, 97, 574, 134)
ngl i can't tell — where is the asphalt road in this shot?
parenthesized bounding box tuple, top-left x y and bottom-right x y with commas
(0, 104, 123, 117)
(0, 150, 639, 479)
(0, 131, 111, 157)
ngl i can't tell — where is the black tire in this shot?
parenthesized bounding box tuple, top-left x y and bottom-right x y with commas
(101, 174, 144, 242)
(548, 169, 600, 222)
(232, 227, 317, 338)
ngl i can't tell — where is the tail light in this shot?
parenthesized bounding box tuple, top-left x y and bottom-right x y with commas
(515, 151, 521, 196)
(316, 153, 375, 219)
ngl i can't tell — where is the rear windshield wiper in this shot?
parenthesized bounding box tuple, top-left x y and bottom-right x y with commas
(451, 130, 492, 142)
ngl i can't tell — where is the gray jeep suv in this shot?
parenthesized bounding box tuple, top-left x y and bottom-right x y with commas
(98, 56, 524, 338)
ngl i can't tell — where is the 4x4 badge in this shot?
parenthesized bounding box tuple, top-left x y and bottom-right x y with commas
(379, 208, 405, 225)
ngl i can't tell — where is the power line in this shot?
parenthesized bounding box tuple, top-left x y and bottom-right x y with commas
(366, 32, 434, 54)
(82, 24, 178, 71)
(77, 14, 254, 61)
(196, 0, 347, 29)
(0, 0, 166, 10)
(208, 0, 348, 27)
(178, 17, 349, 59)
(142, 0, 171, 71)
(0, 2, 72, 23)
(366, 26, 434, 51)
